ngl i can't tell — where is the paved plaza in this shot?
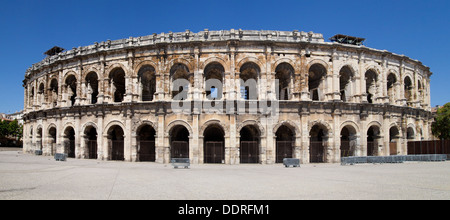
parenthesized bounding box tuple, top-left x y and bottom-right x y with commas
(0, 149, 449, 200)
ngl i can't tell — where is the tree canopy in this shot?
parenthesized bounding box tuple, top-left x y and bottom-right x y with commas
(432, 103, 450, 140)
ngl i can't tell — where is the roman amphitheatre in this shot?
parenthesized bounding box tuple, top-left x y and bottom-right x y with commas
(22, 29, 433, 164)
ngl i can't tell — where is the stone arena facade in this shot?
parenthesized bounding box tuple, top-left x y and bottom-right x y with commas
(22, 29, 433, 164)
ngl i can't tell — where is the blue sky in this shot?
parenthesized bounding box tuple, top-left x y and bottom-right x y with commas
(0, 0, 449, 113)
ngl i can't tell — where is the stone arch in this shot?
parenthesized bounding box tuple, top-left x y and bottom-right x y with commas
(166, 120, 193, 137)
(82, 66, 101, 81)
(81, 122, 99, 135)
(237, 120, 266, 137)
(307, 61, 328, 101)
(134, 60, 158, 76)
(340, 121, 360, 134)
(62, 124, 76, 158)
(201, 57, 230, 73)
(104, 120, 126, 138)
(273, 120, 300, 138)
(199, 119, 229, 138)
(167, 57, 194, 74)
(340, 121, 359, 157)
(235, 57, 264, 73)
(105, 63, 129, 78)
(138, 64, 157, 101)
(275, 62, 295, 100)
(272, 58, 298, 73)
(308, 120, 332, 136)
(338, 65, 356, 102)
(203, 62, 225, 100)
(135, 120, 158, 136)
(306, 59, 329, 72)
(63, 70, 78, 83)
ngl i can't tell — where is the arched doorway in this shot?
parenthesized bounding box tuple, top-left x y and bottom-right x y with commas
(387, 73, 397, 104)
(85, 72, 99, 104)
(340, 126, 357, 157)
(389, 126, 400, 155)
(239, 62, 260, 100)
(240, 125, 260, 163)
(365, 69, 378, 104)
(109, 68, 126, 103)
(137, 125, 156, 162)
(170, 125, 190, 159)
(309, 124, 328, 163)
(275, 125, 294, 163)
(204, 62, 224, 100)
(308, 63, 327, 101)
(64, 127, 76, 158)
(203, 124, 225, 164)
(48, 127, 57, 155)
(108, 125, 124, 161)
(170, 63, 192, 100)
(84, 126, 98, 159)
(339, 66, 354, 102)
(36, 127, 43, 151)
(65, 75, 77, 106)
(138, 65, 156, 101)
(367, 125, 381, 156)
(275, 63, 294, 100)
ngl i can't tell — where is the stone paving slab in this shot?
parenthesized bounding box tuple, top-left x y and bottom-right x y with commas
(0, 150, 449, 200)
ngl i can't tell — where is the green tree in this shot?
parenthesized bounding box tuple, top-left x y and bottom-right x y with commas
(432, 102, 450, 140)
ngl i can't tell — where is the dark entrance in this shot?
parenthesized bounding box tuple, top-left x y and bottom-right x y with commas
(109, 125, 124, 161)
(340, 126, 356, 157)
(367, 126, 380, 156)
(85, 126, 98, 159)
(64, 127, 76, 158)
(204, 125, 225, 164)
(275, 125, 294, 163)
(310, 124, 327, 163)
(240, 125, 260, 163)
(389, 126, 400, 156)
(138, 125, 156, 162)
(170, 125, 189, 159)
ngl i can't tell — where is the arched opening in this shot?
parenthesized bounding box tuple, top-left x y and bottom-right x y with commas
(171, 63, 192, 100)
(170, 125, 190, 159)
(36, 127, 43, 151)
(275, 63, 294, 100)
(389, 126, 400, 155)
(387, 73, 397, 104)
(29, 87, 34, 107)
(339, 66, 354, 102)
(340, 126, 357, 157)
(48, 127, 57, 155)
(239, 62, 260, 100)
(138, 65, 156, 101)
(108, 125, 124, 161)
(275, 125, 295, 163)
(404, 76, 413, 104)
(203, 124, 225, 164)
(407, 127, 415, 140)
(367, 125, 380, 156)
(240, 125, 260, 163)
(85, 72, 99, 104)
(137, 125, 156, 162)
(308, 63, 327, 101)
(204, 62, 224, 100)
(63, 127, 76, 158)
(65, 75, 77, 106)
(309, 124, 328, 163)
(365, 69, 378, 104)
(38, 83, 45, 105)
(109, 68, 126, 103)
(49, 79, 58, 107)
(84, 126, 98, 159)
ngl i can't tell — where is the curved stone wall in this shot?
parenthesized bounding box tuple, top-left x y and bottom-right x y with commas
(22, 29, 433, 164)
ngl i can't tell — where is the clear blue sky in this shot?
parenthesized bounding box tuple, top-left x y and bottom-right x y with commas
(1, 0, 449, 113)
